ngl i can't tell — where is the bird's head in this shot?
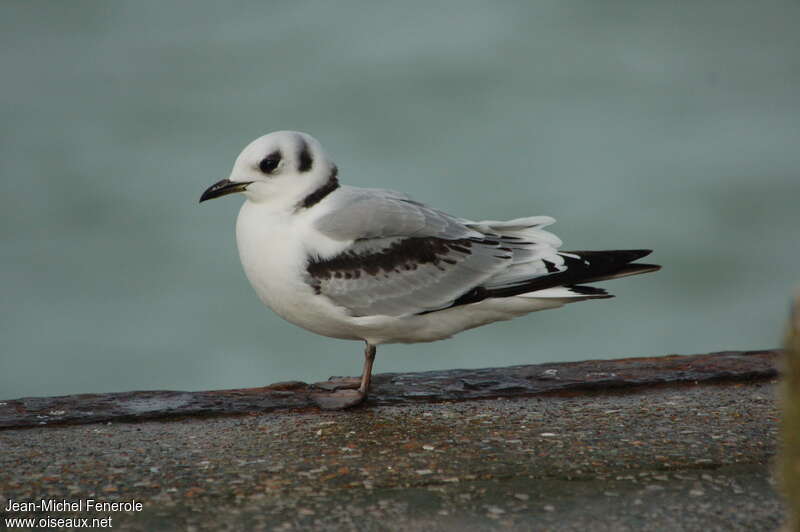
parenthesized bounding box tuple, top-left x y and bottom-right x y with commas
(200, 131, 337, 206)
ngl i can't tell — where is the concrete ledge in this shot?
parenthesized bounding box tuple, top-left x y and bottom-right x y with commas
(0, 377, 783, 530)
(0, 350, 786, 530)
(0, 349, 779, 429)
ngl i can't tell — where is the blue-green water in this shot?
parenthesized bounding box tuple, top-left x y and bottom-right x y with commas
(2, 1, 799, 399)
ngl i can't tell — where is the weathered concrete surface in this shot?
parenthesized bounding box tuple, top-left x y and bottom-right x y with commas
(0, 349, 779, 429)
(0, 378, 785, 530)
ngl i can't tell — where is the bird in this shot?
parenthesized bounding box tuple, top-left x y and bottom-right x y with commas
(200, 131, 660, 409)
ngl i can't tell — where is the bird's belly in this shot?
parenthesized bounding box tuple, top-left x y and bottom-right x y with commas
(235, 206, 362, 341)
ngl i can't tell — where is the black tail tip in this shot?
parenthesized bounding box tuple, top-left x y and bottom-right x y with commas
(624, 249, 653, 261)
(567, 285, 614, 298)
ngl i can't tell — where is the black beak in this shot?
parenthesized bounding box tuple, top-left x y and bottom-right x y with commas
(199, 179, 253, 203)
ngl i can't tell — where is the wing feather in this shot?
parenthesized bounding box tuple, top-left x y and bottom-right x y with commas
(307, 188, 572, 316)
(307, 236, 511, 316)
(314, 187, 479, 241)
(306, 188, 658, 316)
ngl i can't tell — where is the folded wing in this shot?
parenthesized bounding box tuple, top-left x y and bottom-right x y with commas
(309, 188, 569, 316)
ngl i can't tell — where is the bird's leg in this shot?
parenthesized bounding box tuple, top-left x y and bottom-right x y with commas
(359, 343, 377, 395)
(310, 342, 378, 410)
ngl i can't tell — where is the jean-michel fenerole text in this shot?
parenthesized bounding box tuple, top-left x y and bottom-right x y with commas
(4, 498, 143, 513)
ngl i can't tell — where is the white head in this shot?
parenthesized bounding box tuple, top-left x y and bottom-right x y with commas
(200, 131, 338, 208)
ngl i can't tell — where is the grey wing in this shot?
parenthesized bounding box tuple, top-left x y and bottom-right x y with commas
(306, 235, 513, 316)
(308, 188, 503, 315)
(314, 186, 477, 241)
(308, 188, 566, 317)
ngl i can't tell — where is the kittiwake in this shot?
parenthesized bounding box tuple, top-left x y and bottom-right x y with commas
(200, 131, 660, 409)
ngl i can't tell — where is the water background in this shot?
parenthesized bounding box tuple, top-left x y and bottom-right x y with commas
(2, 1, 799, 399)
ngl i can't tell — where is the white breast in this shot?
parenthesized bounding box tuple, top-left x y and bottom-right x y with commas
(235, 200, 363, 341)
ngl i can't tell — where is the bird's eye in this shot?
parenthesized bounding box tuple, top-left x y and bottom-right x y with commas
(259, 155, 281, 174)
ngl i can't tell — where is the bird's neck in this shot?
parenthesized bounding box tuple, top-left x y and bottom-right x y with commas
(244, 166, 339, 214)
(298, 171, 339, 210)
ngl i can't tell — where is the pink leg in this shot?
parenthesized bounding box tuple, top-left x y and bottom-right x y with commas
(310, 343, 377, 410)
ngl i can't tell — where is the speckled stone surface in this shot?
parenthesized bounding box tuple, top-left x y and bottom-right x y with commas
(0, 350, 779, 429)
(0, 381, 784, 531)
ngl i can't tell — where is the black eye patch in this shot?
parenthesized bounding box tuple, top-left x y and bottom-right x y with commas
(259, 151, 282, 174)
(297, 137, 313, 172)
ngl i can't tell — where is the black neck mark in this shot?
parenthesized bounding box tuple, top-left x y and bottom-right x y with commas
(299, 166, 340, 209)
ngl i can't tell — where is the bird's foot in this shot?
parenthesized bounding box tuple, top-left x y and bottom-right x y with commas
(311, 376, 362, 391)
(309, 389, 366, 410)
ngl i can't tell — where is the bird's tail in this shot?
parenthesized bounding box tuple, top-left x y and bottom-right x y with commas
(517, 249, 660, 299)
